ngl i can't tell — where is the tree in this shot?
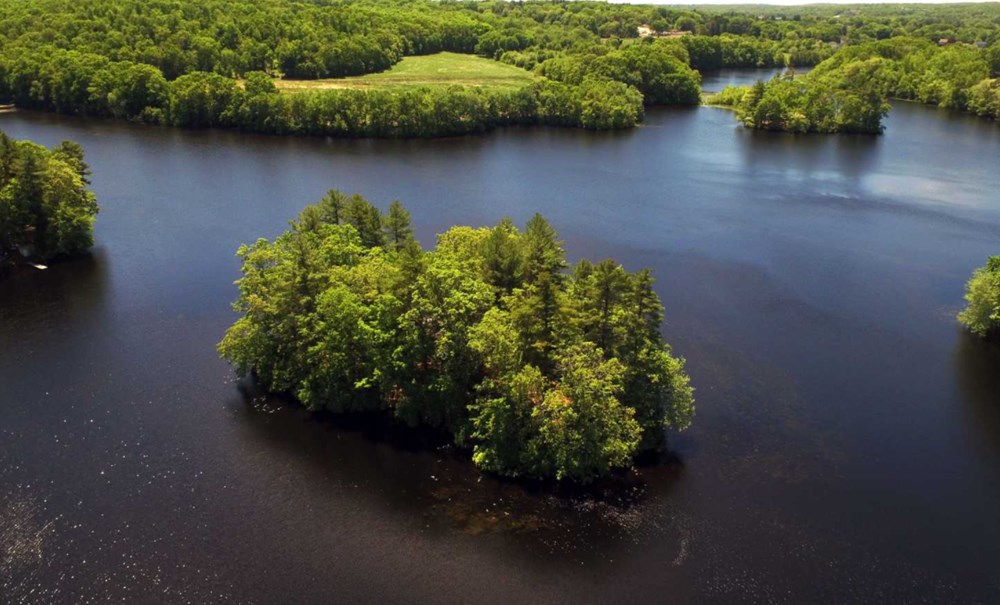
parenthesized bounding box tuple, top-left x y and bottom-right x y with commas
(575, 259, 630, 353)
(480, 217, 522, 296)
(382, 200, 413, 251)
(52, 140, 90, 184)
(0, 132, 98, 269)
(396, 244, 494, 436)
(533, 344, 641, 481)
(342, 194, 386, 248)
(168, 72, 238, 127)
(958, 256, 1000, 341)
(243, 71, 277, 96)
(468, 308, 539, 475)
(39, 155, 98, 257)
(987, 45, 1000, 78)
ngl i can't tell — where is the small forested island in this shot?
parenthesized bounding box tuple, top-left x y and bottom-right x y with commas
(711, 37, 999, 134)
(1, 0, 998, 137)
(959, 256, 1000, 342)
(219, 191, 694, 481)
(0, 130, 98, 276)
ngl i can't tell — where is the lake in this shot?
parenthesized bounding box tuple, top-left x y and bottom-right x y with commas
(2, 75, 999, 602)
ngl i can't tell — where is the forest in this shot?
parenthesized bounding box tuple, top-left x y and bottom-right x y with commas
(1, 0, 998, 137)
(218, 191, 695, 481)
(711, 36, 999, 133)
(0, 131, 97, 275)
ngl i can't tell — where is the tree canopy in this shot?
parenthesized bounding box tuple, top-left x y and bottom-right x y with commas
(219, 191, 694, 481)
(2, 1, 997, 137)
(0, 131, 98, 274)
(959, 256, 1000, 342)
(711, 36, 1000, 134)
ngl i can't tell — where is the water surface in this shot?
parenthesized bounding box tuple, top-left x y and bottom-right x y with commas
(700, 67, 810, 92)
(1, 98, 999, 603)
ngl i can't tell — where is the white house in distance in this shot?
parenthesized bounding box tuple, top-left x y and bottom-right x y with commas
(637, 24, 692, 39)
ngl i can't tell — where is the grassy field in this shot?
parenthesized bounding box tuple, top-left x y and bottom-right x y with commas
(274, 52, 537, 93)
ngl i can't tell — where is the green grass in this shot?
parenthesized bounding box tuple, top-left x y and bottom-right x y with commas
(274, 52, 537, 93)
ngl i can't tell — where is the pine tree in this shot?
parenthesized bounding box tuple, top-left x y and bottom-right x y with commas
(382, 200, 413, 251)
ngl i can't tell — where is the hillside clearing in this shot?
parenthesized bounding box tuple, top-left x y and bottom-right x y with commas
(274, 53, 536, 93)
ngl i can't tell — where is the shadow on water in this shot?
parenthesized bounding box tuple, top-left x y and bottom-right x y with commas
(228, 376, 688, 560)
(953, 332, 1000, 467)
(0, 250, 109, 343)
(736, 127, 882, 178)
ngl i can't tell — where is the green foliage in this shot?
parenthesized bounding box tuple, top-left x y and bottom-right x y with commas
(0, 130, 97, 270)
(0, 49, 644, 135)
(536, 41, 701, 107)
(5, 1, 995, 137)
(168, 72, 239, 127)
(987, 45, 1000, 78)
(383, 201, 414, 252)
(219, 191, 695, 482)
(718, 68, 889, 134)
(958, 257, 1000, 341)
(712, 33, 1000, 133)
(532, 343, 640, 481)
(967, 78, 1000, 121)
(681, 34, 832, 70)
(6, 1, 993, 136)
(810, 38, 996, 123)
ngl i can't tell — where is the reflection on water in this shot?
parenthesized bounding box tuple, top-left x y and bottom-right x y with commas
(699, 68, 808, 93)
(232, 378, 684, 559)
(0, 251, 110, 364)
(735, 127, 882, 180)
(954, 333, 1000, 467)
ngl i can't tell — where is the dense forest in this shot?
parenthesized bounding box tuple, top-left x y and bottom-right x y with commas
(959, 256, 1000, 342)
(712, 36, 1000, 133)
(1, 0, 998, 137)
(0, 131, 97, 275)
(219, 191, 694, 481)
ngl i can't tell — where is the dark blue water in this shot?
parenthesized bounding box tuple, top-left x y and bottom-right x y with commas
(700, 67, 810, 92)
(1, 98, 999, 603)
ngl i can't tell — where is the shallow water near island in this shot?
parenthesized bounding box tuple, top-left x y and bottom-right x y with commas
(1, 78, 1000, 602)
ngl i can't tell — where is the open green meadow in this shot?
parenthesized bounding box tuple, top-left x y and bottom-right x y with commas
(274, 52, 536, 93)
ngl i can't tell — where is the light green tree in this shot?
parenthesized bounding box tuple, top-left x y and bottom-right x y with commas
(958, 256, 1000, 340)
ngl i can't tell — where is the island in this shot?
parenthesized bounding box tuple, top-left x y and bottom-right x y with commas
(219, 191, 694, 481)
(0, 131, 98, 277)
(710, 37, 998, 134)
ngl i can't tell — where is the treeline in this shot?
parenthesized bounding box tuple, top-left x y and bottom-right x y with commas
(711, 36, 1000, 133)
(3, 0, 999, 137)
(959, 256, 1000, 342)
(7, 0, 996, 84)
(3, 0, 998, 83)
(219, 191, 694, 481)
(679, 34, 833, 70)
(0, 131, 97, 273)
(500, 32, 833, 75)
(0, 51, 643, 134)
(673, 3, 1000, 47)
(0, 0, 484, 80)
(807, 38, 1000, 120)
(531, 40, 701, 106)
